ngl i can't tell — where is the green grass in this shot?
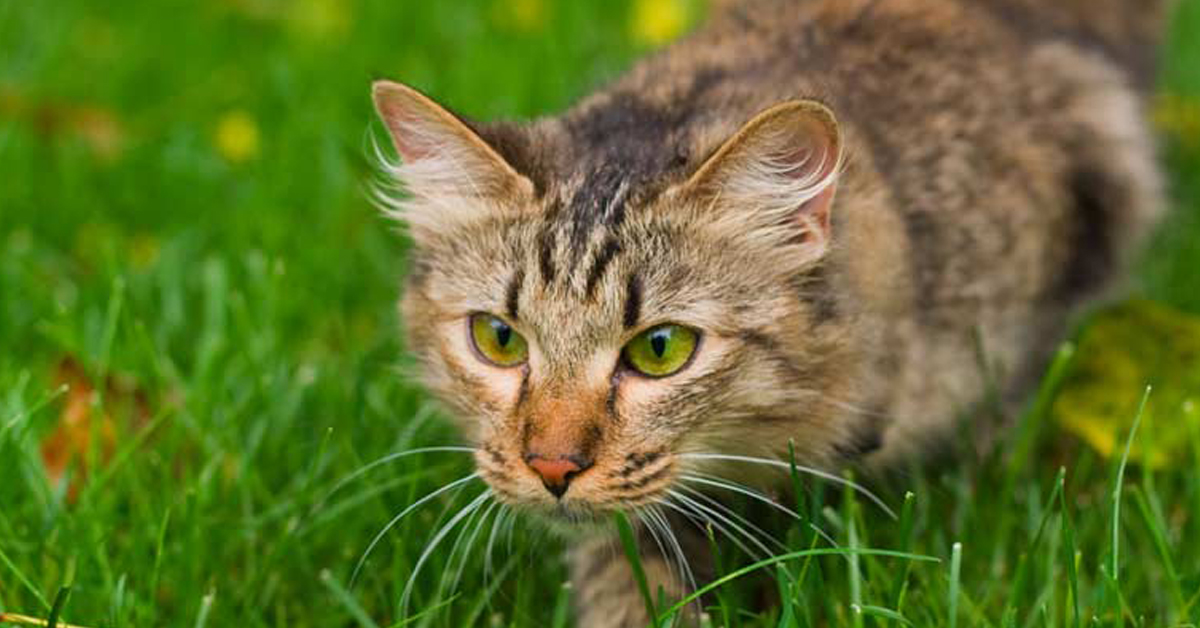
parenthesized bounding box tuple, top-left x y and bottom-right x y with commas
(2, 0, 1199, 626)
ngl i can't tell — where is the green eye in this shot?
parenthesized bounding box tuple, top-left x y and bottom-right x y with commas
(622, 324, 700, 377)
(469, 314, 528, 367)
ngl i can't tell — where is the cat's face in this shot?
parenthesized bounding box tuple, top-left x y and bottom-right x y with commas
(373, 81, 851, 526)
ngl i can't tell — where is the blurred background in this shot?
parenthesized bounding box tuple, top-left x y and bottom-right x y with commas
(1, 0, 1198, 626)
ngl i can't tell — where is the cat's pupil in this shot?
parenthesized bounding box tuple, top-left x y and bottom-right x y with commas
(650, 331, 668, 358)
(495, 324, 511, 348)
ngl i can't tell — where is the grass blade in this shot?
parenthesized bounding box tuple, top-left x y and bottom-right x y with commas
(193, 590, 214, 628)
(1111, 386, 1151, 581)
(891, 491, 916, 611)
(613, 511, 657, 623)
(657, 548, 939, 621)
(1002, 467, 1066, 621)
(0, 546, 49, 611)
(852, 604, 914, 626)
(948, 542, 962, 628)
(551, 581, 572, 628)
(1131, 486, 1186, 616)
(1058, 471, 1081, 628)
(320, 569, 381, 628)
(45, 587, 70, 628)
(0, 614, 93, 628)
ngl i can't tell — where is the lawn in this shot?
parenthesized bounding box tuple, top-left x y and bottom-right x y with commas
(1, 0, 1199, 626)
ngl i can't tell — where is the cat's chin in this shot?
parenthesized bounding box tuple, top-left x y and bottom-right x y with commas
(525, 502, 647, 537)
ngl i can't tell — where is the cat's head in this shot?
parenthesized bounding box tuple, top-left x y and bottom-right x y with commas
(372, 80, 857, 526)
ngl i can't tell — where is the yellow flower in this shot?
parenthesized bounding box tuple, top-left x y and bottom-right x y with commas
(494, 0, 546, 32)
(215, 110, 260, 164)
(631, 0, 691, 46)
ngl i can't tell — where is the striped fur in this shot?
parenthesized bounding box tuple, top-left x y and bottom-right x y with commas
(372, 0, 1168, 624)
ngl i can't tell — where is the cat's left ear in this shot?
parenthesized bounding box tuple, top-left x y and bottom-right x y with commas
(676, 100, 842, 265)
(372, 80, 534, 237)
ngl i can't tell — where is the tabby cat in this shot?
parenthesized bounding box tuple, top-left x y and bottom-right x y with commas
(371, 0, 1167, 625)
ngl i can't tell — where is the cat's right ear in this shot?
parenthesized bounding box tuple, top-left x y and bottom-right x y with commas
(674, 100, 843, 268)
(372, 80, 534, 237)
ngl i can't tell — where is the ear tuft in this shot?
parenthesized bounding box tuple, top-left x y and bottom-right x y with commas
(680, 100, 843, 265)
(371, 80, 533, 239)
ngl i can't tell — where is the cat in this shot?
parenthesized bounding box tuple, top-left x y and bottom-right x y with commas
(370, 0, 1168, 625)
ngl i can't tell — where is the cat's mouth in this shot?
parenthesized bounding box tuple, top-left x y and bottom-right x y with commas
(532, 503, 615, 533)
(479, 465, 677, 525)
(474, 445, 680, 529)
(520, 475, 681, 528)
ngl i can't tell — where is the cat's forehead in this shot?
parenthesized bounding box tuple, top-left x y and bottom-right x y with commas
(501, 195, 739, 341)
(517, 91, 706, 232)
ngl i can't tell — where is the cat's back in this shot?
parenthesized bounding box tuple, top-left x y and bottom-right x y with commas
(582, 0, 1165, 317)
(555, 0, 1166, 462)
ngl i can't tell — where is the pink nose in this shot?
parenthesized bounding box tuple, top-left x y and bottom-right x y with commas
(526, 455, 591, 498)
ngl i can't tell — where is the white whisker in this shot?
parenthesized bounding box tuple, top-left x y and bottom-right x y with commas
(636, 510, 676, 588)
(349, 471, 480, 587)
(317, 446, 476, 512)
(483, 506, 511, 594)
(666, 489, 772, 559)
(675, 485, 786, 553)
(504, 508, 518, 556)
(448, 500, 500, 595)
(679, 453, 896, 518)
(648, 504, 698, 597)
(401, 489, 493, 618)
(680, 473, 839, 547)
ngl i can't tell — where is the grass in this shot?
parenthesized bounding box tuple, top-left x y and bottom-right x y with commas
(1, 0, 1199, 626)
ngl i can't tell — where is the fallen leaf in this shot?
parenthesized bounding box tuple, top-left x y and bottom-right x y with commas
(40, 357, 150, 501)
(1053, 299, 1200, 468)
(72, 106, 125, 162)
(0, 84, 126, 162)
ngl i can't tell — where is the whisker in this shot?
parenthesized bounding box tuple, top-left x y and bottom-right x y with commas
(675, 485, 786, 553)
(437, 501, 481, 597)
(671, 487, 816, 593)
(679, 453, 896, 518)
(648, 504, 698, 597)
(660, 492, 710, 534)
(504, 508, 518, 556)
(663, 496, 765, 568)
(349, 471, 480, 587)
(636, 510, 676, 588)
(401, 489, 493, 618)
(484, 506, 511, 596)
(315, 446, 476, 513)
(680, 473, 839, 547)
(663, 492, 773, 570)
(448, 500, 500, 595)
(665, 489, 772, 560)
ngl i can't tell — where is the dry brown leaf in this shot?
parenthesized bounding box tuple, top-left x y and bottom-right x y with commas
(0, 85, 127, 162)
(40, 357, 149, 501)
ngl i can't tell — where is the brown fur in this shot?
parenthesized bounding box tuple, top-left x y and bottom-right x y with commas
(372, 0, 1168, 625)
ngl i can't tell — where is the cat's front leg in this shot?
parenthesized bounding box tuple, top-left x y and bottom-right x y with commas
(569, 532, 704, 628)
